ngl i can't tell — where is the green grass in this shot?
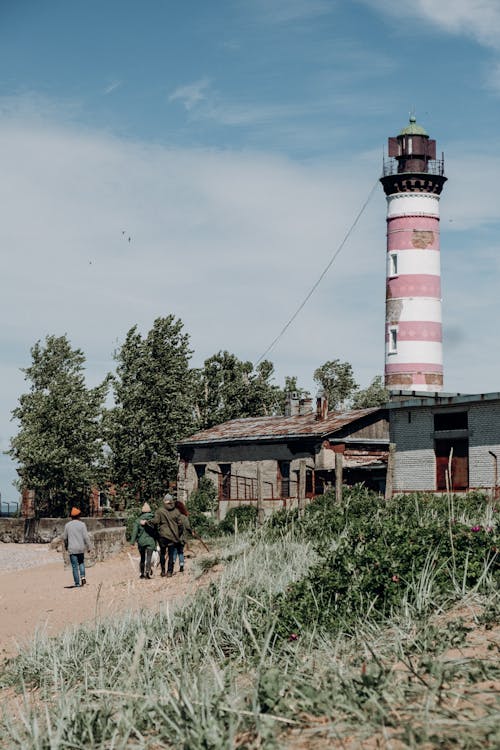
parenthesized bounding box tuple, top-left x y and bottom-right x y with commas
(1, 487, 499, 749)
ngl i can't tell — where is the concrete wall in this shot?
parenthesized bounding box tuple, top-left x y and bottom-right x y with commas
(62, 527, 126, 567)
(0, 518, 25, 543)
(0, 517, 127, 544)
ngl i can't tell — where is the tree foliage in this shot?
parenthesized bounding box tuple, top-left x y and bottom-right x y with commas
(8, 335, 109, 516)
(313, 359, 358, 410)
(193, 351, 282, 429)
(108, 316, 194, 504)
(351, 375, 390, 408)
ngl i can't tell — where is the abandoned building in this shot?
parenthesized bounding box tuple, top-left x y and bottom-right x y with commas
(388, 391, 500, 496)
(177, 393, 389, 518)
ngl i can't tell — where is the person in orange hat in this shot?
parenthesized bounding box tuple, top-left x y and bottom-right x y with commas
(63, 507, 92, 587)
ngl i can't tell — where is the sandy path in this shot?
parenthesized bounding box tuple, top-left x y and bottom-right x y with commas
(0, 541, 215, 660)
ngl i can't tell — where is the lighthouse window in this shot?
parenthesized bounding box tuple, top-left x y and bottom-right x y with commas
(389, 253, 398, 277)
(389, 327, 398, 353)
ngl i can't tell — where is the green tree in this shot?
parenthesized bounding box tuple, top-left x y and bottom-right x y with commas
(313, 359, 358, 410)
(351, 376, 390, 408)
(193, 351, 282, 429)
(108, 316, 194, 504)
(8, 335, 109, 516)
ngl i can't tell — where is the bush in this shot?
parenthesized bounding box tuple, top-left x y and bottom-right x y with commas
(187, 477, 218, 515)
(219, 505, 258, 534)
(273, 488, 499, 635)
(186, 477, 219, 537)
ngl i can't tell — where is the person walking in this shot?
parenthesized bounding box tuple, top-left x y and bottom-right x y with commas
(130, 502, 156, 579)
(173, 499, 191, 573)
(144, 494, 184, 578)
(63, 507, 92, 587)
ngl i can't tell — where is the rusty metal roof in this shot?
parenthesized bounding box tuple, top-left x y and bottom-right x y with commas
(179, 407, 384, 445)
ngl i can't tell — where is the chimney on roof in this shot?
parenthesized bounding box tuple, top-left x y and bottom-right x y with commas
(315, 389, 328, 420)
(285, 391, 300, 417)
(299, 396, 313, 416)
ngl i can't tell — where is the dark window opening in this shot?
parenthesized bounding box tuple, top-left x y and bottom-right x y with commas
(219, 464, 231, 501)
(278, 461, 290, 498)
(194, 464, 206, 481)
(434, 411, 468, 431)
(306, 468, 314, 497)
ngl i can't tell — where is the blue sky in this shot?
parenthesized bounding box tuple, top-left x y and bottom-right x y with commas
(1, 0, 500, 502)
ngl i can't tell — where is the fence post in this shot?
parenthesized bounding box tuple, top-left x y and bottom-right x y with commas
(298, 460, 306, 515)
(257, 464, 265, 526)
(385, 443, 396, 502)
(335, 452, 343, 504)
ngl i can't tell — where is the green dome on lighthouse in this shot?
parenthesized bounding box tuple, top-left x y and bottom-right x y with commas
(399, 114, 428, 136)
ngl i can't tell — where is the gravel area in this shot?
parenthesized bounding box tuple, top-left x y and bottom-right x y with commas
(0, 543, 61, 573)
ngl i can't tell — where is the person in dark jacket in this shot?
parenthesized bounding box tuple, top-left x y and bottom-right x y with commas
(173, 499, 191, 573)
(143, 493, 184, 577)
(130, 502, 156, 579)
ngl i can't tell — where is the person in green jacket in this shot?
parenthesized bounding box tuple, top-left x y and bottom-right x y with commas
(130, 502, 157, 579)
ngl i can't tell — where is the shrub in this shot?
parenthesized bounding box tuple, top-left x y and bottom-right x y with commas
(186, 477, 219, 537)
(219, 505, 258, 534)
(274, 492, 499, 635)
(187, 476, 218, 514)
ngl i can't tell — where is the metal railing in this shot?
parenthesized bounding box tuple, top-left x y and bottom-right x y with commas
(214, 472, 301, 503)
(382, 157, 445, 177)
(0, 500, 19, 517)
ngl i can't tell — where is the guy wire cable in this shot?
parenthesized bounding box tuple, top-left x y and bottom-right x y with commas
(255, 179, 379, 365)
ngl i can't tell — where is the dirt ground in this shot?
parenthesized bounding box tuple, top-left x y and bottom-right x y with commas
(0, 541, 216, 660)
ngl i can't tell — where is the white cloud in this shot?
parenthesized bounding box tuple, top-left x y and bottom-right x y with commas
(169, 77, 211, 110)
(103, 80, 122, 95)
(365, 0, 500, 49)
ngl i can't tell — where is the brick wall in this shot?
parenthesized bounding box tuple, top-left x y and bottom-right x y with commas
(391, 400, 500, 493)
(468, 402, 500, 489)
(391, 406, 436, 491)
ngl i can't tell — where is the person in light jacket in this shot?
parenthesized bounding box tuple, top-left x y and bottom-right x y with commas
(63, 507, 92, 587)
(130, 502, 156, 579)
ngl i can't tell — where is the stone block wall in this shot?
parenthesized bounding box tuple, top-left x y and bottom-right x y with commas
(0, 518, 25, 543)
(0, 517, 127, 544)
(62, 527, 126, 567)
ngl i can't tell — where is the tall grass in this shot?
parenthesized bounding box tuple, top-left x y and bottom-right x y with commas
(1, 489, 498, 749)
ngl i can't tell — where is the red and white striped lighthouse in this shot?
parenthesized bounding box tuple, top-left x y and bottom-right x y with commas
(380, 116, 447, 392)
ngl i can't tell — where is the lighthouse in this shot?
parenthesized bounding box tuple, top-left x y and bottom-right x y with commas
(380, 116, 447, 392)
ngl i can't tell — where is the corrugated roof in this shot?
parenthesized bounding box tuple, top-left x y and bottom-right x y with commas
(179, 407, 383, 445)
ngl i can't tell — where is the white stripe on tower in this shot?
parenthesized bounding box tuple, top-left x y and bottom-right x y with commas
(380, 116, 447, 392)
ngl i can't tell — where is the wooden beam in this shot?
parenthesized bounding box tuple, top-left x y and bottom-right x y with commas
(335, 452, 343, 504)
(384, 443, 396, 501)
